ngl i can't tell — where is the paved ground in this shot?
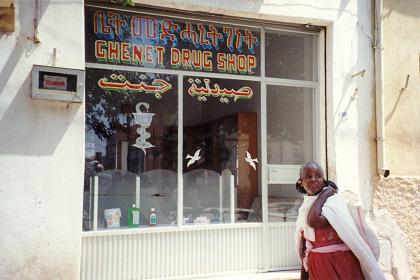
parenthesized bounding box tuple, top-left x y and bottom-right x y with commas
(199, 270, 395, 280)
(200, 270, 300, 280)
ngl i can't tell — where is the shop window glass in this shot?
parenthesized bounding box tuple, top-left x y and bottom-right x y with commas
(267, 184, 302, 222)
(83, 68, 178, 230)
(83, 6, 322, 230)
(183, 76, 261, 224)
(267, 85, 315, 165)
(266, 85, 315, 223)
(265, 31, 318, 81)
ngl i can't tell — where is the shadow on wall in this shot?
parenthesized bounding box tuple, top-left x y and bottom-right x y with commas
(261, 0, 353, 18)
(384, 0, 420, 18)
(0, 74, 81, 156)
(0, 0, 52, 95)
(355, 0, 376, 208)
(0, 0, 80, 156)
(333, 0, 369, 134)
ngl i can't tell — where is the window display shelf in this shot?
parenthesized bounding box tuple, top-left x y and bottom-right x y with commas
(82, 221, 267, 237)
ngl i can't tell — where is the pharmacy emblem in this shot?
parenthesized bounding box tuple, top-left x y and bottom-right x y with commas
(132, 102, 155, 153)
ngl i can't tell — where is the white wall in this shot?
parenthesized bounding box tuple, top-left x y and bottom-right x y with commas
(0, 1, 85, 279)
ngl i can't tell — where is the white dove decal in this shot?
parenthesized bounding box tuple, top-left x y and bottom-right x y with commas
(186, 149, 201, 167)
(245, 150, 258, 170)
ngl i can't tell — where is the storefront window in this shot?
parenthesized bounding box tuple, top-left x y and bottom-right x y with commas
(83, 68, 178, 230)
(183, 77, 260, 224)
(267, 85, 315, 165)
(266, 86, 315, 222)
(265, 30, 318, 81)
(83, 5, 321, 230)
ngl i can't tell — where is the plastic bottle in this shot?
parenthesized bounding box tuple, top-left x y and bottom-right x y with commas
(128, 204, 140, 228)
(149, 208, 157, 226)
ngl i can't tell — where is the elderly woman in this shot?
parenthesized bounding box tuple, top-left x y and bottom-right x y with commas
(295, 162, 385, 280)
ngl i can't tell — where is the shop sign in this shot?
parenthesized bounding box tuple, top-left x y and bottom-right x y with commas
(86, 68, 177, 99)
(85, 7, 261, 76)
(183, 76, 258, 104)
(98, 73, 172, 99)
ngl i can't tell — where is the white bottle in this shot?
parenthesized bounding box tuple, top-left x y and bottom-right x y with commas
(149, 208, 157, 226)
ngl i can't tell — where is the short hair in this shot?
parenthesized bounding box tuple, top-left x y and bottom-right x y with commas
(299, 161, 324, 178)
(295, 162, 337, 194)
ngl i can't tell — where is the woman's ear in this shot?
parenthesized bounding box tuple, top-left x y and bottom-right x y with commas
(295, 179, 306, 194)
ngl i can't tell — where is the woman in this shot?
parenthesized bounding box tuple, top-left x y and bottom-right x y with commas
(295, 162, 385, 280)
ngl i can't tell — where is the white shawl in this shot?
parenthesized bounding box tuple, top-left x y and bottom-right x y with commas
(295, 192, 385, 280)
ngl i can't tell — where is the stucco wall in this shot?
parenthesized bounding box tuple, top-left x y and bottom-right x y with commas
(373, 1, 420, 279)
(383, 0, 420, 176)
(0, 1, 85, 279)
(373, 177, 419, 279)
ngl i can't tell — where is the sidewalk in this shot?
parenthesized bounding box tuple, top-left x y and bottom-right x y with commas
(199, 270, 394, 280)
(199, 270, 395, 280)
(200, 270, 300, 280)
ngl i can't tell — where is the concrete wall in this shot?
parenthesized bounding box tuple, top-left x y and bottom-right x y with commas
(372, 1, 420, 279)
(0, 1, 85, 279)
(374, 177, 419, 279)
(382, 0, 420, 176)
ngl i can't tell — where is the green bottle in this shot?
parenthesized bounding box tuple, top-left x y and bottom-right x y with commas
(128, 204, 140, 228)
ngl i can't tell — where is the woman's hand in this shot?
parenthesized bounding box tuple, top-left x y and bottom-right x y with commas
(299, 236, 306, 259)
(307, 186, 337, 229)
(319, 186, 337, 198)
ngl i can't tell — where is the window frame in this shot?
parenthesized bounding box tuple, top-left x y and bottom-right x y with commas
(84, 4, 325, 230)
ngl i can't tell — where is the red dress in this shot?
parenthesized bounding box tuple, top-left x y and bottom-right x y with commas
(306, 225, 365, 280)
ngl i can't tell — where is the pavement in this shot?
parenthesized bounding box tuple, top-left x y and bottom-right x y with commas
(198, 270, 395, 280)
(199, 270, 300, 280)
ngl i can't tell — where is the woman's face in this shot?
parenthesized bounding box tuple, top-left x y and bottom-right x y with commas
(301, 166, 325, 196)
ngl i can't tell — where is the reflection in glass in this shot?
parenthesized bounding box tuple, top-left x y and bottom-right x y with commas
(183, 169, 225, 224)
(183, 76, 261, 223)
(267, 85, 315, 165)
(267, 184, 302, 223)
(83, 68, 178, 230)
(265, 31, 318, 81)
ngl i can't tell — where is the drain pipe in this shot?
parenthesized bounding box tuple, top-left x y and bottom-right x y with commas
(374, 0, 389, 177)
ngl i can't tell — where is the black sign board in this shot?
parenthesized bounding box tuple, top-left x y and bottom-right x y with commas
(85, 7, 261, 76)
